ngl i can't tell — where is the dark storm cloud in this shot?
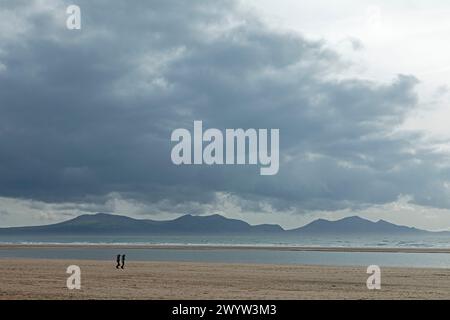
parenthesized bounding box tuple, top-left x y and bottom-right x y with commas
(1, 0, 450, 214)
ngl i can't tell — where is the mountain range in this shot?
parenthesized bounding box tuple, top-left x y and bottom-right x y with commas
(0, 213, 445, 235)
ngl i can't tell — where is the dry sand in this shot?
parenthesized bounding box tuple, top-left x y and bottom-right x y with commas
(0, 258, 449, 300)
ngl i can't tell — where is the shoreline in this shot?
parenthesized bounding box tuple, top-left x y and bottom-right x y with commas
(0, 243, 450, 254)
(0, 258, 449, 299)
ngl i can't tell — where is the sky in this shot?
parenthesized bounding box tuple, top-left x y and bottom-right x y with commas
(1, 0, 450, 231)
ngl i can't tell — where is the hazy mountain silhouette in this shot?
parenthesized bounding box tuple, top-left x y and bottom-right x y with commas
(0, 213, 444, 235)
(289, 216, 428, 234)
(0, 213, 283, 235)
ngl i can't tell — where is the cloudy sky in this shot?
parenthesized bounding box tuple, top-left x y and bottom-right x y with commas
(1, 0, 450, 231)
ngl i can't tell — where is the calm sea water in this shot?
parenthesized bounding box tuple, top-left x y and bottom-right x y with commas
(0, 247, 449, 268)
(0, 234, 449, 268)
(0, 233, 449, 248)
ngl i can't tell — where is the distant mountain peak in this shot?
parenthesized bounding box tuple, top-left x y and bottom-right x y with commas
(338, 216, 370, 222)
(0, 213, 440, 236)
(291, 215, 426, 234)
(0, 212, 279, 235)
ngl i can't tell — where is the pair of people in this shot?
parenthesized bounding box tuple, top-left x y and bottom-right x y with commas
(116, 254, 126, 269)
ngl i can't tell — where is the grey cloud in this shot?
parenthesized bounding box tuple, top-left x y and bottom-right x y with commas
(0, 0, 449, 220)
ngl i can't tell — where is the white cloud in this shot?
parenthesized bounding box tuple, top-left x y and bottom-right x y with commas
(246, 0, 450, 139)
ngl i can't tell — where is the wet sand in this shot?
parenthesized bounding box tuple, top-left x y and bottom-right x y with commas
(0, 258, 449, 299)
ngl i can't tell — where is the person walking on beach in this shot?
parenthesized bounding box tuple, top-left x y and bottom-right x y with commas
(121, 254, 126, 269)
(116, 254, 121, 269)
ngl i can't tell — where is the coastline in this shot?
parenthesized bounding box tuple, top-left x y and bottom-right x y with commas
(1, 243, 450, 253)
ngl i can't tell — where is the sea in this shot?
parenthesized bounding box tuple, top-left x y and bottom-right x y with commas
(0, 233, 449, 268)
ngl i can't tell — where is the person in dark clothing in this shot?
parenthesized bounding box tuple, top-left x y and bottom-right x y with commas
(116, 254, 121, 269)
(121, 254, 126, 269)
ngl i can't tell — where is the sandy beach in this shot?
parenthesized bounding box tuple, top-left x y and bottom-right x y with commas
(0, 258, 449, 300)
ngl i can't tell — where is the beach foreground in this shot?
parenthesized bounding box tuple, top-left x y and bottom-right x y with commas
(0, 259, 449, 299)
